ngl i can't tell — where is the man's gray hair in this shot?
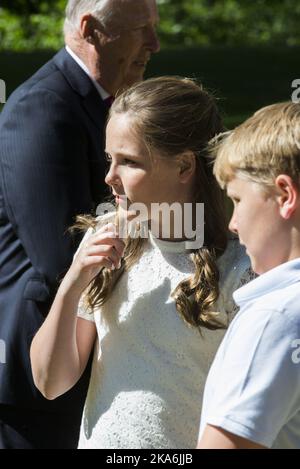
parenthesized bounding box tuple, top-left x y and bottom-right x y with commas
(64, 0, 112, 35)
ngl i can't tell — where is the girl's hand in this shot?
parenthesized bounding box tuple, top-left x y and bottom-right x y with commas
(61, 223, 125, 296)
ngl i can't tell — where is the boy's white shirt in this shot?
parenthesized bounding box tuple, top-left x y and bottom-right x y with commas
(199, 258, 300, 449)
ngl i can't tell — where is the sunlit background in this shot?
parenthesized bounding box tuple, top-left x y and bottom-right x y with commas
(1, 0, 299, 126)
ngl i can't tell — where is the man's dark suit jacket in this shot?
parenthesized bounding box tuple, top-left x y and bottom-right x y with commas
(0, 48, 109, 447)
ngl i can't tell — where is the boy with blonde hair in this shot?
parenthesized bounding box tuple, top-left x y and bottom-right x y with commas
(198, 102, 300, 449)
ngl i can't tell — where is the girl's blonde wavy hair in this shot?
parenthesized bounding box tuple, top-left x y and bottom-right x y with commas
(75, 76, 228, 330)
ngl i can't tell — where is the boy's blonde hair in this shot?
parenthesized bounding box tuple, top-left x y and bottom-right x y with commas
(213, 102, 300, 190)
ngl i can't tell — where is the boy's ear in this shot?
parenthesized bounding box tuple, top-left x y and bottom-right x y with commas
(177, 151, 196, 183)
(275, 174, 300, 219)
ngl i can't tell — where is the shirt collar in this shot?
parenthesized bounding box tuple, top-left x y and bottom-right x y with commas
(65, 45, 110, 101)
(233, 257, 300, 308)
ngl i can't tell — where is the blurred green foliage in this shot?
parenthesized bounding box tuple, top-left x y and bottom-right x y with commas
(1, 0, 300, 51)
(158, 0, 300, 47)
(0, 1, 65, 50)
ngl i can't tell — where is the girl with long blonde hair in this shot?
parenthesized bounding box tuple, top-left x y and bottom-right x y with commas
(30, 76, 251, 449)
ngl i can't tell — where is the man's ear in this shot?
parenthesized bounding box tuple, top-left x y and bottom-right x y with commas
(275, 174, 300, 219)
(80, 14, 105, 45)
(177, 151, 196, 183)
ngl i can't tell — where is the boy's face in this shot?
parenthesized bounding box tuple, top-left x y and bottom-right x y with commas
(227, 176, 290, 275)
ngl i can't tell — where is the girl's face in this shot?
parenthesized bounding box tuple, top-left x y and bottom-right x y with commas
(105, 113, 194, 224)
(227, 175, 289, 274)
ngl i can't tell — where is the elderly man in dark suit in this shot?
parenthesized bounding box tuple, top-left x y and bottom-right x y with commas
(0, 0, 159, 449)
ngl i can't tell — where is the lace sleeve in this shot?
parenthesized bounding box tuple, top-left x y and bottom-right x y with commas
(236, 266, 258, 288)
(216, 238, 255, 321)
(228, 266, 257, 318)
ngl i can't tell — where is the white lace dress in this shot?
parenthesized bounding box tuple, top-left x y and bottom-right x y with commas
(77, 229, 252, 449)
